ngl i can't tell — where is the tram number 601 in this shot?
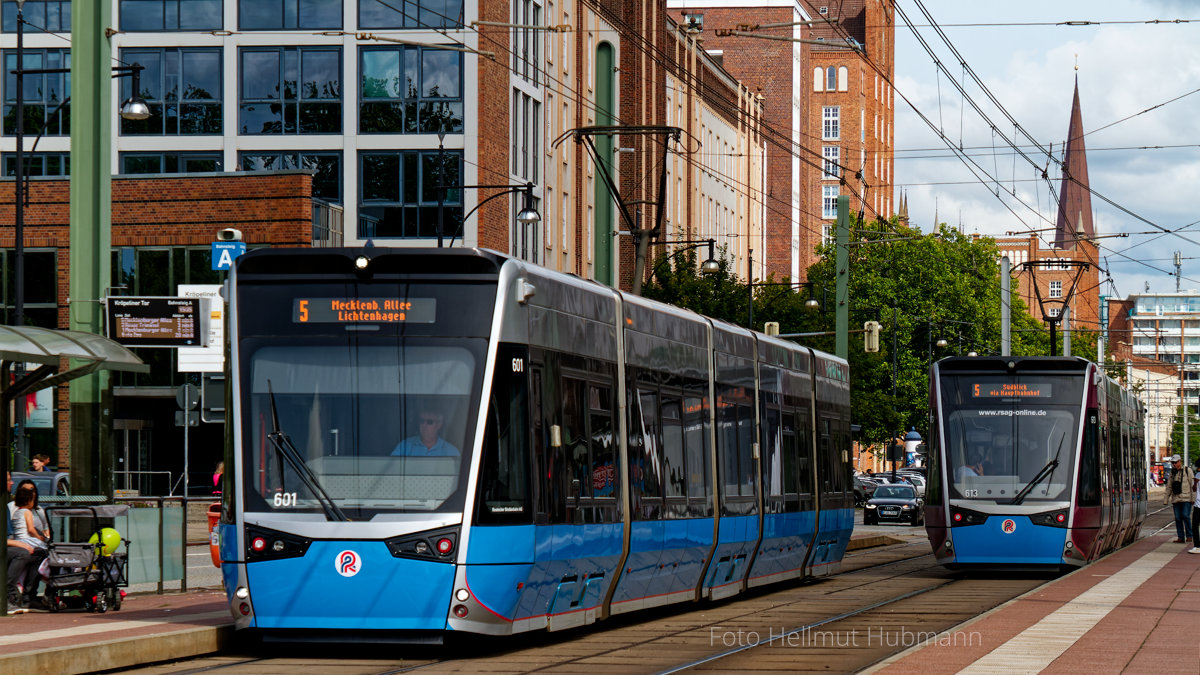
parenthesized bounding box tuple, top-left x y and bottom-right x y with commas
(512, 358, 525, 373)
(273, 492, 298, 507)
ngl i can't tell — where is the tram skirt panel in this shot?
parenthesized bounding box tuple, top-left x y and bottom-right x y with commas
(244, 541, 456, 630)
(950, 516, 1068, 566)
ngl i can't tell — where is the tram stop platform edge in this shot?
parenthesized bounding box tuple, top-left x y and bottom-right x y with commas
(866, 530, 1200, 675)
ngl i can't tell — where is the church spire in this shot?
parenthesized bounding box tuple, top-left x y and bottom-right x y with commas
(1054, 76, 1095, 249)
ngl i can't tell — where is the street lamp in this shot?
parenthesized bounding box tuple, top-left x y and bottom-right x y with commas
(638, 238, 720, 293)
(441, 182, 541, 252)
(9, 4, 150, 469)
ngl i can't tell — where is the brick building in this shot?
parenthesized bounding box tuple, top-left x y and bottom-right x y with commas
(666, 0, 896, 281)
(995, 78, 1101, 336)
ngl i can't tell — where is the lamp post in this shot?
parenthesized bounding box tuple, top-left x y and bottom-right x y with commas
(747, 279, 821, 330)
(440, 181, 541, 250)
(9, 2, 148, 469)
(640, 238, 720, 291)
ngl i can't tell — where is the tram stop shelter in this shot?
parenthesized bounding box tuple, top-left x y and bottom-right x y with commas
(0, 325, 148, 614)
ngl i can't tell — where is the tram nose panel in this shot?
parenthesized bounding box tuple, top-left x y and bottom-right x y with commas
(244, 540, 455, 630)
(950, 515, 1067, 565)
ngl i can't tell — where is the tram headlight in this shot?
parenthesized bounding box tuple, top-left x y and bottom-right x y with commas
(355, 255, 370, 270)
(415, 541, 429, 554)
(235, 586, 250, 600)
(455, 588, 470, 602)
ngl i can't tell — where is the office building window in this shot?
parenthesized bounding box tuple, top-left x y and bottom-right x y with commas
(822, 185, 838, 219)
(240, 0, 341, 30)
(822, 106, 839, 140)
(2, 0, 69, 32)
(2, 152, 68, 177)
(120, 152, 222, 174)
(120, 0, 222, 31)
(360, 0, 462, 28)
(360, 46, 463, 134)
(119, 48, 222, 135)
(3, 49, 68, 136)
(240, 47, 341, 135)
(1049, 280, 1062, 298)
(0, 249, 56, 327)
(822, 146, 840, 180)
(358, 150, 463, 239)
(241, 151, 341, 204)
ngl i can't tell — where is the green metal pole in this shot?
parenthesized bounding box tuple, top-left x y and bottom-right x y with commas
(69, 1, 114, 499)
(835, 196, 849, 359)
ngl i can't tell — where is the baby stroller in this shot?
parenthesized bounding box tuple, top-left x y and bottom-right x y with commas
(41, 505, 131, 613)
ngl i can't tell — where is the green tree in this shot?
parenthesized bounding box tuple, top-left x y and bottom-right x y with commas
(1169, 406, 1200, 466)
(642, 217, 1071, 447)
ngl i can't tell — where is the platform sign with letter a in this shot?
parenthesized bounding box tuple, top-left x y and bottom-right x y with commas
(212, 242, 247, 270)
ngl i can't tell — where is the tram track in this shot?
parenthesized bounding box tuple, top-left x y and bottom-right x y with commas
(115, 510, 1178, 674)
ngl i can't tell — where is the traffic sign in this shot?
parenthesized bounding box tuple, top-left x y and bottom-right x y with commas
(212, 242, 247, 270)
(176, 383, 199, 411)
(175, 411, 200, 427)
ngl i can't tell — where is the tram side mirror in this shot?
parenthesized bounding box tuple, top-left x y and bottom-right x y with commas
(550, 424, 562, 448)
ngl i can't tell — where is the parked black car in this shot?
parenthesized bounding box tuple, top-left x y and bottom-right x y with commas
(863, 483, 923, 525)
(853, 474, 878, 506)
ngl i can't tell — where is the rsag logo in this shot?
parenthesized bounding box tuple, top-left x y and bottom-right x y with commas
(335, 550, 361, 577)
(1001, 519, 1016, 534)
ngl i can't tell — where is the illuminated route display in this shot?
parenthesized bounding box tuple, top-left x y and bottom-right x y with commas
(970, 382, 1052, 398)
(293, 298, 436, 324)
(106, 297, 205, 347)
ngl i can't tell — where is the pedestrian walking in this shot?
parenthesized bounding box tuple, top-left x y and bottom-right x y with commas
(1190, 458, 1200, 554)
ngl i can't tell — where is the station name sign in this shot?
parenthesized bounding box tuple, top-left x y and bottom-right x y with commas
(293, 298, 436, 324)
(106, 297, 208, 347)
(971, 382, 1051, 398)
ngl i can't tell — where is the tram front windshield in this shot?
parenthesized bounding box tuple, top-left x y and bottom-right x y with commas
(940, 374, 1083, 504)
(237, 281, 492, 520)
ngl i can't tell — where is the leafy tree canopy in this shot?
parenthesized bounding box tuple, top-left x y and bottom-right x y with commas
(644, 217, 1102, 446)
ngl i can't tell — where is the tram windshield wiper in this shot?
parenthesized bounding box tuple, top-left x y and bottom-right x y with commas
(1009, 432, 1065, 506)
(265, 381, 349, 522)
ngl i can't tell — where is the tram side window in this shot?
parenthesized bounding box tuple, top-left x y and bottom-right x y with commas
(563, 376, 591, 507)
(796, 413, 813, 499)
(589, 382, 617, 503)
(662, 396, 687, 510)
(762, 401, 784, 513)
(684, 394, 711, 516)
(818, 419, 833, 493)
(476, 344, 531, 524)
(718, 394, 740, 501)
(635, 387, 664, 518)
(1077, 410, 1100, 507)
(781, 412, 798, 512)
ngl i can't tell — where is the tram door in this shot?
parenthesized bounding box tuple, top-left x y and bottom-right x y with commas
(114, 419, 152, 495)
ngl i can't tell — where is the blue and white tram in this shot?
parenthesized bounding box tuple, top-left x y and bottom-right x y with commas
(217, 248, 854, 640)
(925, 356, 1146, 570)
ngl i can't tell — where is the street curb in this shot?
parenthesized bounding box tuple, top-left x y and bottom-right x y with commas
(847, 535, 906, 550)
(0, 624, 232, 675)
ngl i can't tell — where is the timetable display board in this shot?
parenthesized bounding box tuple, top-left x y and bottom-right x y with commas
(106, 297, 208, 347)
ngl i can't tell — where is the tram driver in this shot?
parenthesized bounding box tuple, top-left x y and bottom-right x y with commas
(392, 406, 460, 457)
(955, 447, 986, 480)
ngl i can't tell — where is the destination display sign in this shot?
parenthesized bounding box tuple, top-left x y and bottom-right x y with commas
(293, 298, 436, 324)
(971, 382, 1051, 398)
(106, 297, 206, 347)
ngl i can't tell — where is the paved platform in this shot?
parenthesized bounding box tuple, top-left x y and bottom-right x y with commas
(868, 530, 1200, 674)
(5, 526, 1193, 674)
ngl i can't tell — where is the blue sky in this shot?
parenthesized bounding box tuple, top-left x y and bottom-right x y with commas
(893, 0, 1200, 299)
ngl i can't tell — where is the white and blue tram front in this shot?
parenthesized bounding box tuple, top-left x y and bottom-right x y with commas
(221, 250, 494, 636)
(926, 358, 1089, 569)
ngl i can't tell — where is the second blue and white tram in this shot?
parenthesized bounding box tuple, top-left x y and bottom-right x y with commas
(217, 247, 854, 640)
(924, 356, 1146, 570)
